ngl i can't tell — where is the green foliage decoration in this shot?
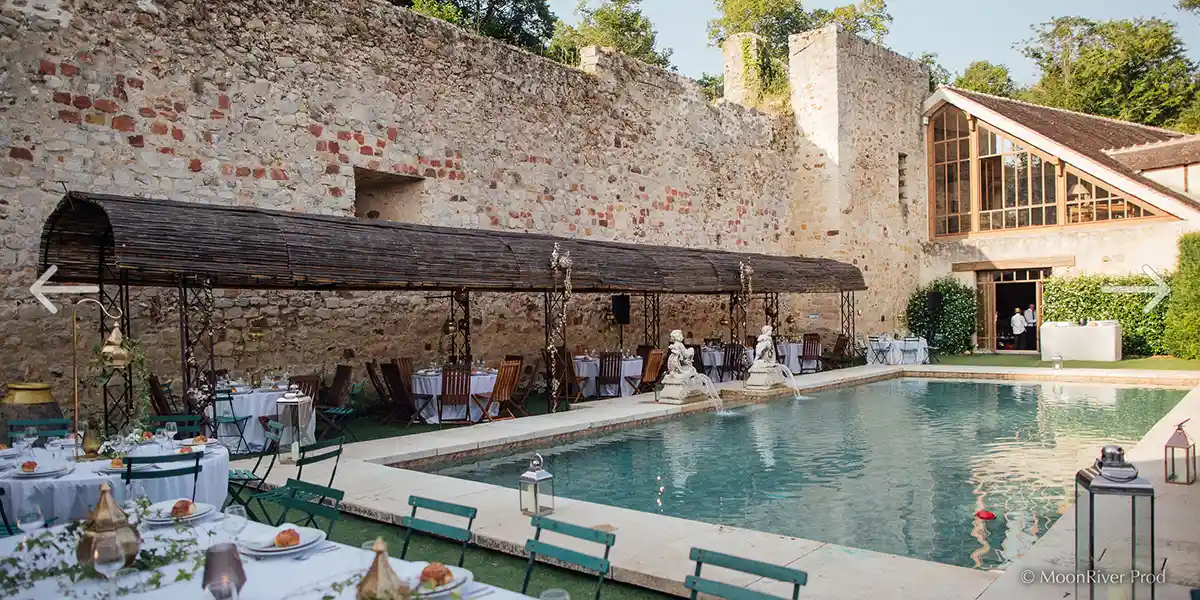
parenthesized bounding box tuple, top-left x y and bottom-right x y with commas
(905, 277, 978, 354)
(1165, 233, 1200, 358)
(1042, 274, 1171, 356)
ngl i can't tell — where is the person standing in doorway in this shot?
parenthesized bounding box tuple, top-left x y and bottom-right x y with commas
(1010, 307, 1028, 350)
(1023, 303, 1037, 350)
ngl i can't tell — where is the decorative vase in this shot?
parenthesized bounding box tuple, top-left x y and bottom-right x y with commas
(1, 383, 63, 437)
(2, 383, 54, 405)
(76, 482, 141, 567)
(81, 420, 103, 456)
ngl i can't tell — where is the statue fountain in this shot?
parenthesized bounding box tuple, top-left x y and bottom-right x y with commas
(658, 330, 724, 410)
(743, 325, 805, 399)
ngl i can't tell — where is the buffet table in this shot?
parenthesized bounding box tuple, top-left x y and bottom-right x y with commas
(1040, 320, 1123, 362)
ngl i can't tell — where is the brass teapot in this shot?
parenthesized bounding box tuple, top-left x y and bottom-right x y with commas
(76, 482, 141, 567)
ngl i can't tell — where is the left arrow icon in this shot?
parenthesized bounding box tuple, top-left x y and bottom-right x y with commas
(30, 265, 100, 314)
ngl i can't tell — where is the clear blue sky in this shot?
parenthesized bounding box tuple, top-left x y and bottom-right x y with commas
(548, 0, 1200, 84)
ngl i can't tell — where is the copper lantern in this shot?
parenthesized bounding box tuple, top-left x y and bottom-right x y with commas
(1165, 419, 1195, 485)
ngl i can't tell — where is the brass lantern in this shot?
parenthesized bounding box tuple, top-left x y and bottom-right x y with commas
(519, 453, 554, 516)
(1075, 446, 1156, 600)
(77, 482, 141, 567)
(1165, 419, 1195, 485)
(100, 325, 132, 369)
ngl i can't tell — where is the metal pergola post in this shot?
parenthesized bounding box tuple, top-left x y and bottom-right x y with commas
(840, 290, 856, 342)
(763, 292, 780, 334)
(449, 289, 471, 365)
(641, 293, 661, 347)
(178, 276, 216, 422)
(97, 252, 133, 436)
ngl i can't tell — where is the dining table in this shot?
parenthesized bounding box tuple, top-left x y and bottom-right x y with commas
(0, 515, 534, 600)
(207, 386, 310, 452)
(411, 369, 499, 424)
(571, 356, 644, 397)
(0, 443, 229, 524)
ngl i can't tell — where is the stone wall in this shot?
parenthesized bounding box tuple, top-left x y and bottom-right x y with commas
(0, 0, 809, 413)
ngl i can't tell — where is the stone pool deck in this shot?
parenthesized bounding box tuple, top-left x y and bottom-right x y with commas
(237, 364, 1200, 599)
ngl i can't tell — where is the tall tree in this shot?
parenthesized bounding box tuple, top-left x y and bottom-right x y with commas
(697, 73, 725, 101)
(708, 0, 891, 54)
(451, 0, 558, 53)
(953, 61, 1018, 97)
(547, 0, 674, 68)
(916, 52, 951, 92)
(410, 0, 463, 24)
(1179, 0, 1200, 13)
(1019, 16, 1199, 128)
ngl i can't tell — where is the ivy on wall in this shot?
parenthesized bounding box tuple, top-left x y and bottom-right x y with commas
(1164, 233, 1200, 359)
(905, 277, 977, 354)
(1042, 274, 1171, 357)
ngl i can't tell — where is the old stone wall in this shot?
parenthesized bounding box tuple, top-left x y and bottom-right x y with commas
(0, 0, 801, 412)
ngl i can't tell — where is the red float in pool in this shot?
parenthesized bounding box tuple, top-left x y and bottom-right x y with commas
(976, 510, 996, 520)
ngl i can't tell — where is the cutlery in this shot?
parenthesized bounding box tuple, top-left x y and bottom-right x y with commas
(294, 543, 339, 561)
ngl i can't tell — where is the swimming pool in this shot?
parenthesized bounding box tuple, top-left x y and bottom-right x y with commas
(435, 378, 1187, 570)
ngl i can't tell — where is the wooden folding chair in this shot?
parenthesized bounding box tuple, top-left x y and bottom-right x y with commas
(719, 342, 745, 382)
(799, 333, 822, 374)
(381, 362, 423, 426)
(475, 360, 523, 420)
(596, 352, 622, 399)
(290, 374, 321, 400)
(148, 373, 176, 415)
(365, 361, 391, 414)
(627, 349, 664, 395)
(820, 335, 852, 370)
(439, 365, 475, 426)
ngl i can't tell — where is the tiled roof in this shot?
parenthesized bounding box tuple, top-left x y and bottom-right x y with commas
(943, 87, 1199, 213)
(1107, 137, 1200, 171)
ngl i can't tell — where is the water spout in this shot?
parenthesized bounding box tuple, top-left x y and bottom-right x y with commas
(682, 371, 734, 414)
(767, 363, 810, 400)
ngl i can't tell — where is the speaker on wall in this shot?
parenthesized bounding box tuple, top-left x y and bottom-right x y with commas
(611, 294, 631, 325)
(927, 290, 943, 313)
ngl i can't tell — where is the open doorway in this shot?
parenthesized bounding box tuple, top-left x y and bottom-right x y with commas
(976, 268, 1051, 353)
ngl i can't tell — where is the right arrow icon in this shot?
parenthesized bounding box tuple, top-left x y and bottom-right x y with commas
(1100, 265, 1171, 314)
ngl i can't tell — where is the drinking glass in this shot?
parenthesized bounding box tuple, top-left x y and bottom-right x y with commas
(164, 421, 178, 440)
(205, 577, 239, 600)
(16, 504, 44, 537)
(92, 535, 127, 598)
(540, 589, 570, 600)
(23, 426, 39, 445)
(155, 429, 169, 451)
(123, 482, 149, 525)
(222, 505, 248, 544)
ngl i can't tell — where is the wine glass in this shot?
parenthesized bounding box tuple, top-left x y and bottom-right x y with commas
(154, 429, 169, 452)
(221, 505, 248, 544)
(164, 421, 178, 441)
(92, 535, 127, 598)
(122, 482, 148, 525)
(205, 577, 239, 600)
(17, 504, 45, 538)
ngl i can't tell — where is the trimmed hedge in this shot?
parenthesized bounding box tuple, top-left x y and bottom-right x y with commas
(1042, 274, 1171, 357)
(1164, 233, 1200, 359)
(905, 277, 977, 354)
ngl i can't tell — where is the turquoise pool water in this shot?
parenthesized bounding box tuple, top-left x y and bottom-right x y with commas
(435, 378, 1188, 569)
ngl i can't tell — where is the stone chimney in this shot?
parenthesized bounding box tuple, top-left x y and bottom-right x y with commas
(722, 33, 767, 107)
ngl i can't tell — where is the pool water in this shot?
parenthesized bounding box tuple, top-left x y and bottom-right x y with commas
(435, 378, 1186, 570)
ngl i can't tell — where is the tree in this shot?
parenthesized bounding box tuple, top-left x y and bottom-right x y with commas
(916, 52, 951, 92)
(1179, 0, 1200, 13)
(697, 73, 725, 101)
(953, 61, 1018, 97)
(547, 0, 674, 68)
(708, 0, 891, 55)
(1019, 17, 1199, 128)
(410, 0, 463, 24)
(432, 0, 557, 53)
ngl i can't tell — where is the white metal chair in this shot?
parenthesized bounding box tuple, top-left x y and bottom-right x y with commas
(868, 336, 892, 365)
(900, 337, 923, 364)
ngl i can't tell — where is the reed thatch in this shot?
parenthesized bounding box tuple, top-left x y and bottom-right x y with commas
(40, 192, 866, 294)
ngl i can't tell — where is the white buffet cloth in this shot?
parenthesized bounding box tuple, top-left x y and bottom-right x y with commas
(700, 346, 753, 382)
(866, 336, 929, 365)
(0, 518, 536, 600)
(572, 356, 644, 397)
(1040, 321, 1123, 362)
(411, 370, 499, 424)
(0, 444, 229, 524)
(207, 387, 298, 452)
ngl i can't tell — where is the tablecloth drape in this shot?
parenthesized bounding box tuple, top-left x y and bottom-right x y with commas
(411, 372, 499, 423)
(572, 357, 644, 397)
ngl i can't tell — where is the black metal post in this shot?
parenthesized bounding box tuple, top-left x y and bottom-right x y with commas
(764, 292, 780, 334)
(641, 293, 660, 347)
(98, 260, 133, 435)
(178, 277, 216, 421)
(840, 290, 856, 342)
(449, 289, 471, 365)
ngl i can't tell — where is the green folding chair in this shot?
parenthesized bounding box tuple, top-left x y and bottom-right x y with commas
(400, 495, 477, 567)
(225, 420, 284, 522)
(250, 436, 344, 519)
(211, 389, 252, 454)
(121, 451, 205, 501)
(684, 548, 808, 600)
(7, 418, 71, 442)
(522, 516, 616, 600)
(148, 415, 203, 437)
(270, 479, 343, 535)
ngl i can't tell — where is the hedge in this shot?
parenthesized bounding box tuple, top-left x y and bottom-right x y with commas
(905, 277, 977, 354)
(1164, 233, 1200, 359)
(1042, 274, 1171, 357)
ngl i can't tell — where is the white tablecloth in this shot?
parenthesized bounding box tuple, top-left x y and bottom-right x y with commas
(411, 371, 499, 424)
(0, 518, 535, 600)
(1040, 321, 1122, 362)
(208, 388, 308, 452)
(572, 357, 644, 397)
(0, 445, 229, 524)
(700, 347, 752, 382)
(866, 337, 929, 365)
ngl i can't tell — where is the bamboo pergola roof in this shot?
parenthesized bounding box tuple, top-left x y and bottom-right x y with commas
(39, 192, 866, 294)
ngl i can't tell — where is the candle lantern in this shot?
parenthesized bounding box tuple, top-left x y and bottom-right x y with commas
(1075, 445, 1156, 600)
(1165, 419, 1195, 485)
(518, 453, 554, 516)
(1052, 354, 1063, 370)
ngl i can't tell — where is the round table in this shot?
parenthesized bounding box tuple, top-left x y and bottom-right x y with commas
(572, 357, 644, 397)
(700, 346, 752, 381)
(411, 370, 499, 423)
(0, 444, 229, 523)
(208, 388, 293, 452)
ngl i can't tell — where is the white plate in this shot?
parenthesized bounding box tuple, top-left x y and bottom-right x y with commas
(178, 438, 209, 447)
(9, 463, 69, 478)
(242, 525, 326, 555)
(407, 563, 474, 597)
(98, 462, 155, 473)
(143, 500, 215, 523)
(0, 448, 21, 459)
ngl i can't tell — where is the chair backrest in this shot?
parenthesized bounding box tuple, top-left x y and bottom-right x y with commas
(378, 362, 412, 407)
(830, 335, 849, 358)
(148, 414, 203, 436)
(291, 375, 321, 400)
(7, 418, 71, 441)
(394, 357, 415, 386)
(523, 515, 616, 600)
(504, 354, 524, 366)
(123, 451, 204, 500)
(801, 334, 821, 360)
(441, 365, 472, 406)
(902, 337, 921, 351)
(687, 344, 705, 373)
(148, 373, 174, 415)
(0, 488, 12, 537)
(401, 495, 477, 556)
(635, 345, 653, 363)
(642, 349, 665, 384)
(275, 478, 344, 535)
(490, 360, 522, 404)
(366, 361, 390, 401)
(297, 436, 345, 487)
(598, 352, 622, 387)
(685, 547, 808, 600)
(721, 343, 742, 370)
(326, 365, 353, 408)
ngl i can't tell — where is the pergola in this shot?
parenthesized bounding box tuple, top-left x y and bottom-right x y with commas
(40, 192, 866, 428)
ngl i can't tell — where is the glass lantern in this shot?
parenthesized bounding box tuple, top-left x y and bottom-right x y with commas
(1165, 419, 1195, 485)
(519, 453, 554, 516)
(1075, 445, 1156, 600)
(1052, 354, 1063, 370)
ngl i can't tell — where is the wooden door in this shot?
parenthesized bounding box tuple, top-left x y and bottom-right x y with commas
(976, 281, 995, 352)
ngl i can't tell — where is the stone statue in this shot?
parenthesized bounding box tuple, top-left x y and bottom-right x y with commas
(666, 329, 695, 377)
(753, 325, 776, 365)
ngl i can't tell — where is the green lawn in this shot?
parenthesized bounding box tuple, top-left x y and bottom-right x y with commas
(936, 353, 1200, 371)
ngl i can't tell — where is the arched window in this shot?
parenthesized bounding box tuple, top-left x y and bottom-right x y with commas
(930, 107, 970, 235)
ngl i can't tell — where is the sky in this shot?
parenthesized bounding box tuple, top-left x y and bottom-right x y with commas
(547, 0, 1200, 84)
